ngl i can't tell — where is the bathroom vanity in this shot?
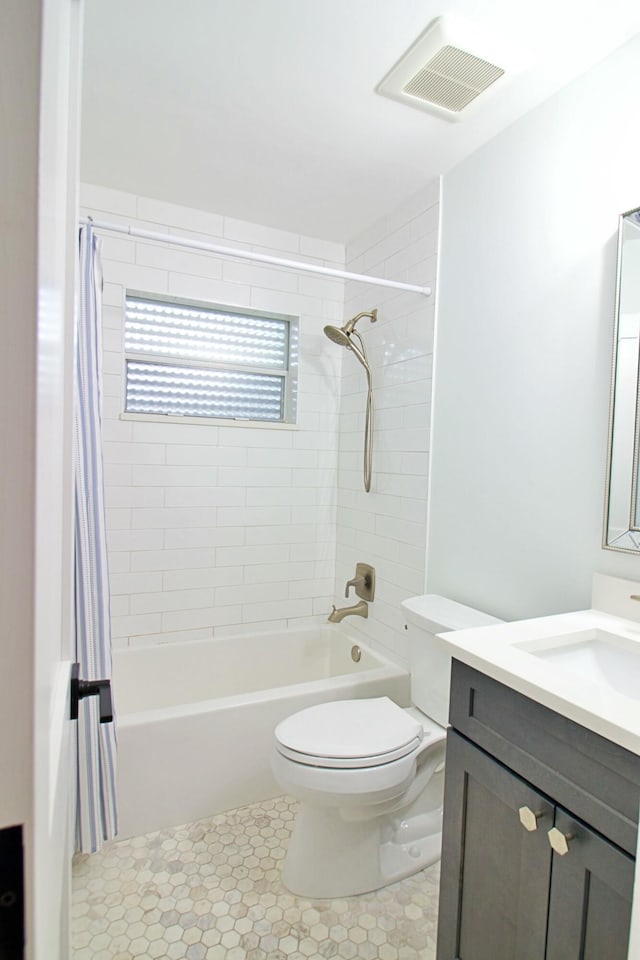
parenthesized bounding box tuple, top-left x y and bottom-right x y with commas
(437, 661, 638, 959)
(434, 575, 640, 960)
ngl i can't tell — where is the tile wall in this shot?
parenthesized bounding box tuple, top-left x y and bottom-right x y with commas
(80, 184, 345, 648)
(81, 182, 438, 660)
(333, 181, 440, 665)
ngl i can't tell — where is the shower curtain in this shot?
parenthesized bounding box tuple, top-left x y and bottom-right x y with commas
(74, 223, 118, 852)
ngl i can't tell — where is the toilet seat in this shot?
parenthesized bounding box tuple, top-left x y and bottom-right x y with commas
(274, 697, 425, 769)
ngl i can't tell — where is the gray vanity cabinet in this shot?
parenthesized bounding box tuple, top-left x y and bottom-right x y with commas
(436, 661, 639, 960)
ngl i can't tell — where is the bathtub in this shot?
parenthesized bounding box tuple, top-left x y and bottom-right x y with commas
(112, 626, 410, 839)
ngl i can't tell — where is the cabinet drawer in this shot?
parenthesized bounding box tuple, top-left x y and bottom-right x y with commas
(450, 660, 640, 855)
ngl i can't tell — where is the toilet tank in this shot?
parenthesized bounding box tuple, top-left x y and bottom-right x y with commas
(401, 595, 503, 727)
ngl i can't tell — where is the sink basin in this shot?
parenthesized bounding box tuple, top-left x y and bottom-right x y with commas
(517, 629, 640, 701)
(434, 589, 640, 754)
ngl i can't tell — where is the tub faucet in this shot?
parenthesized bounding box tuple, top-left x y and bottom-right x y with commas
(328, 600, 368, 623)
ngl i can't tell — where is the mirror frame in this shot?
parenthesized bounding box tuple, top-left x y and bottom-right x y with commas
(603, 204, 640, 552)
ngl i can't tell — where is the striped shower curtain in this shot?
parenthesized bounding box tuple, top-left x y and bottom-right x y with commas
(75, 224, 118, 852)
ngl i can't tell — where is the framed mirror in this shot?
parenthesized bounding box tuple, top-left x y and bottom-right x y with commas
(603, 204, 640, 552)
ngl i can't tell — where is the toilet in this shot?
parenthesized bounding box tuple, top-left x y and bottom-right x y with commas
(271, 595, 502, 898)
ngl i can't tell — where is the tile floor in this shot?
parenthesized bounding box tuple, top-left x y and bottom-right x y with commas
(72, 796, 440, 960)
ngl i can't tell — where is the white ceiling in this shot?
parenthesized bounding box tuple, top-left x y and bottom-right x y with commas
(81, 0, 640, 243)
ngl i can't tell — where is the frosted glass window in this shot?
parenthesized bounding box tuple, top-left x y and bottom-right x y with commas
(124, 294, 297, 422)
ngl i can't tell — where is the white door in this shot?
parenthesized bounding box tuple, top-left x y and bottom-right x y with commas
(32, 0, 83, 956)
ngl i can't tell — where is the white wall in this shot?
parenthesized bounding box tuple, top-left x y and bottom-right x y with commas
(80, 185, 345, 647)
(0, 0, 39, 835)
(428, 34, 640, 621)
(333, 183, 439, 665)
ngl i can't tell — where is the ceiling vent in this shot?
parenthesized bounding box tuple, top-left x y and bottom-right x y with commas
(377, 16, 512, 122)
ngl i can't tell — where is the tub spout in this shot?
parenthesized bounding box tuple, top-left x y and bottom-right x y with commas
(328, 600, 368, 623)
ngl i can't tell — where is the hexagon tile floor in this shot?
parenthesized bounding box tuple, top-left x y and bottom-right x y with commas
(72, 795, 440, 960)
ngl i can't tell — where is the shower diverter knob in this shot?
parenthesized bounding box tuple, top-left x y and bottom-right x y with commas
(345, 563, 375, 601)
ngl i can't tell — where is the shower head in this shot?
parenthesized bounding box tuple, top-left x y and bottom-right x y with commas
(324, 310, 377, 384)
(323, 308, 378, 353)
(323, 324, 352, 348)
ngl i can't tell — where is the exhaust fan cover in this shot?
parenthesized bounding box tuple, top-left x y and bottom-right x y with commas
(377, 16, 512, 122)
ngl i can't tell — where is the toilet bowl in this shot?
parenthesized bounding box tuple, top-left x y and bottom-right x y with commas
(273, 697, 446, 898)
(271, 595, 502, 899)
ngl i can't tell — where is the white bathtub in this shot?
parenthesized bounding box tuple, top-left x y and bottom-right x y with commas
(112, 626, 410, 839)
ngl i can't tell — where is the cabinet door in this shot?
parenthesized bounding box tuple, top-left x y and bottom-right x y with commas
(546, 808, 634, 960)
(437, 731, 554, 960)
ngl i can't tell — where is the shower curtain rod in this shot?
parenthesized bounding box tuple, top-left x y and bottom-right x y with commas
(79, 217, 431, 297)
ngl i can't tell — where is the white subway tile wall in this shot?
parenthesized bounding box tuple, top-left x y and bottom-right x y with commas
(81, 184, 344, 648)
(84, 182, 438, 660)
(333, 180, 440, 665)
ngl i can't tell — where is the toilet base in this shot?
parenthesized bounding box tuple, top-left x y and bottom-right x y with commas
(282, 800, 442, 899)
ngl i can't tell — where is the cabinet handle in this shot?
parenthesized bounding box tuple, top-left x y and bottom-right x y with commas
(548, 826, 574, 856)
(518, 806, 544, 831)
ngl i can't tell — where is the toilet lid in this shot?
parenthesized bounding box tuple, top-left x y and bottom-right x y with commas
(274, 697, 424, 769)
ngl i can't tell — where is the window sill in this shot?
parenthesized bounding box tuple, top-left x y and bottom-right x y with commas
(119, 412, 300, 430)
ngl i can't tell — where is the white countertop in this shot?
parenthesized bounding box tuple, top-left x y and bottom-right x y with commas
(437, 607, 640, 756)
